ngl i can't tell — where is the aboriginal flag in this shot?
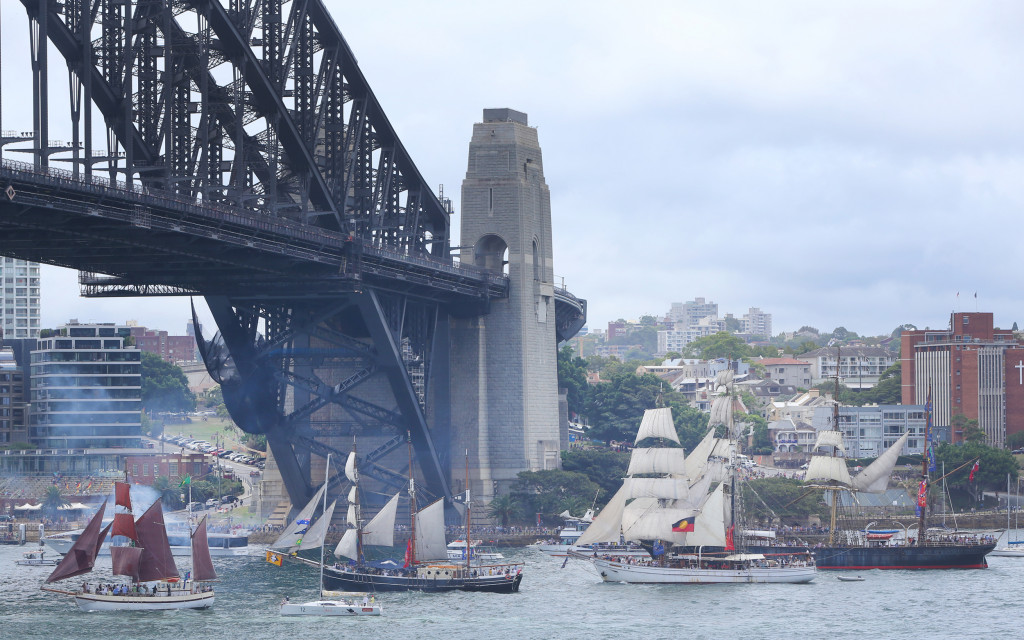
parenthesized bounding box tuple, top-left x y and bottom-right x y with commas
(671, 516, 695, 532)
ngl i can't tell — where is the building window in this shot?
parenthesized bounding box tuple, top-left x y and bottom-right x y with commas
(169, 462, 179, 477)
(143, 463, 149, 476)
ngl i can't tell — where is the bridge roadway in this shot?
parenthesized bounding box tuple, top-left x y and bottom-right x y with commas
(0, 159, 507, 308)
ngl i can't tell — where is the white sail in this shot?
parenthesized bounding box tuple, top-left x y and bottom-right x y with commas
(814, 430, 846, 454)
(414, 499, 448, 562)
(574, 485, 629, 546)
(292, 500, 336, 552)
(684, 428, 717, 479)
(344, 452, 358, 482)
(709, 438, 734, 461)
(624, 477, 690, 502)
(346, 503, 357, 526)
(686, 482, 728, 547)
(708, 395, 733, 429)
(334, 528, 358, 560)
(804, 455, 852, 486)
(270, 484, 327, 551)
(627, 448, 687, 476)
(621, 499, 693, 545)
(851, 432, 910, 493)
(687, 467, 720, 508)
(634, 408, 679, 445)
(714, 368, 734, 389)
(347, 486, 357, 503)
(362, 492, 400, 547)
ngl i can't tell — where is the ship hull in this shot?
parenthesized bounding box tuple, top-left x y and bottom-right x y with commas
(588, 557, 816, 584)
(748, 544, 994, 570)
(280, 600, 381, 616)
(322, 566, 522, 593)
(73, 590, 214, 611)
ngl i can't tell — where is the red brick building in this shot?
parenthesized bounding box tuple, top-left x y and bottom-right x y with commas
(901, 312, 1024, 446)
(123, 452, 209, 486)
(130, 326, 197, 364)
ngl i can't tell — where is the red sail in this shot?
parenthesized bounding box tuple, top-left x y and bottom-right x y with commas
(112, 512, 138, 541)
(135, 500, 178, 582)
(111, 546, 144, 582)
(46, 502, 108, 583)
(114, 482, 132, 509)
(190, 515, 218, 582)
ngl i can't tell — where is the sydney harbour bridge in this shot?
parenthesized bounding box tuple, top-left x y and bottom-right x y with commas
(0, 1, 584, 515)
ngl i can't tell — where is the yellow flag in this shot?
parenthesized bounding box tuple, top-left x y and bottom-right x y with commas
(266, 550, 282, 566)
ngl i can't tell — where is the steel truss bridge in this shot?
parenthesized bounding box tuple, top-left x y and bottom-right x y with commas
(0, 0, 584, 510)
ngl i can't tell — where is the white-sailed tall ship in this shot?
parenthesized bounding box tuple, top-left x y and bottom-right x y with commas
(572, 382, 816, 584)
(42, 482, 217, 611)
(528, 510, 648, 558)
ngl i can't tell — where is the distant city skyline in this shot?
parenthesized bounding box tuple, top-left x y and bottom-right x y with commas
(4, 2, 1020, 339)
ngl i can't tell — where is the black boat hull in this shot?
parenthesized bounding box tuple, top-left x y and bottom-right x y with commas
(323, 567, 523, 593)
(748, 544, 994, 570)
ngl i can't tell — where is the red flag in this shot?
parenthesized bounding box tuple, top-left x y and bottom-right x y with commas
(969, 461, 979, 482)
(725, 525, 735, 552)
(402, 539, 413, 568)
(917, 480, 928, 508)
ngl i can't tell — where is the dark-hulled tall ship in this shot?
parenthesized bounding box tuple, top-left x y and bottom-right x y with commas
(322, 442, 523, 593)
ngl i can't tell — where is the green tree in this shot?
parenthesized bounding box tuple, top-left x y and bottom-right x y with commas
(557, 346, 589, 419)
(855, 363, 901, 405)
(935, 442, 1018, 494)
(561, 448, 630, 503)
(141, 352, 197, 413)
(683, 332, 750, 360)
(486, 494, 521, 526)
(742, 477, 827, 524)
(1006, 432, 1024, 451)
(510, 470, 600, 524)
(43, 485, 69, 520)
(153, 476, 185, 510)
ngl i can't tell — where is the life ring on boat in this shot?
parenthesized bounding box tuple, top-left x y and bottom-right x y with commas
(504, 573, 512, 580)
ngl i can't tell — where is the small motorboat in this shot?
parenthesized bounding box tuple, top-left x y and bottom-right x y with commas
(837, 575, 866, 582)
(16, 549, 58, 566)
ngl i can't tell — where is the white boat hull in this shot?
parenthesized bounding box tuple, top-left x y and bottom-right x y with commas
(589, 557, 816, 584)
(280, 600, 381, 616)
(73, 590, 214, 611)
(988, 547, 1024, 557)
(531, 543, 648, 558)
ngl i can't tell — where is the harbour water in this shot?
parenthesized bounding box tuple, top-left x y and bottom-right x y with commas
(2, 541, 1021, 639)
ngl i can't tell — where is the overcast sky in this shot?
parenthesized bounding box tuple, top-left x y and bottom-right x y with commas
(3, 1, 1022, 338)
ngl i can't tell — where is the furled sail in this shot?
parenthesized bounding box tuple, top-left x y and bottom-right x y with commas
(362, 492, 400, 547)
(135, 500, 178, 582)
(190, 515, 218, 582)
(624, 477, 690, 502)
(414, 499, 448, 562)
(574, 485, 629, 546)
(45, 501, 108, 583)
(271, 484, 327, 551)
(634, 408, 679, 445)
(804, 456, 852, 486)
(627, 447, 687, 476)
(851, 432, 910, 493)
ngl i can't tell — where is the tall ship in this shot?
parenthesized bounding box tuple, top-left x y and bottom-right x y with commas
(322, 438, 523, 593)
(753, 374, 994, 570)
(572, 387, 816, 584)
(527, 509, 647, 559)
(41, 481, 217, 611)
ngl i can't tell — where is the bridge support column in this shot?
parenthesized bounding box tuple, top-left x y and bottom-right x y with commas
(452, 108, 562, 504)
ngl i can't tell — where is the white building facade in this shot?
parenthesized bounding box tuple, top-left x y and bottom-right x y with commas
(0, 258, 41, 340)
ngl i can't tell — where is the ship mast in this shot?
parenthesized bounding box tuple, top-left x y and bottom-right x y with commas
(319, 454, 331, 600)
(407, 431, 417, 566)
(464, 449, 471, 573)
(827, 345, 842, 546)
(917, 384, 932, 546)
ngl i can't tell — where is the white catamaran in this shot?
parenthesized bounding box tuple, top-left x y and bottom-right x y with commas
(572, 381, 816, 584)
(42, 481, 216, 611)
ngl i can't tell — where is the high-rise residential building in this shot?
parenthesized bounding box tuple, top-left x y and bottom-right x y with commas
(0, 346, 28, 445)
(796, 345, 897, 390)
(742, 307, 772, 339)
(30, 321, 141, 449)
(901, 312, 1024, 447)
(0, 258, 41, 339)
(668, 298, 719, 328)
